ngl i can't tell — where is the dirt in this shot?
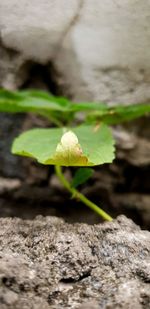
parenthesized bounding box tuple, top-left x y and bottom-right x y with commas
(0, 215, 149, 309)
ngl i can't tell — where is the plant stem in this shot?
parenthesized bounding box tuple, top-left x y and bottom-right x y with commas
(55, 165, 113, 221)
(40, 112, 63, 127)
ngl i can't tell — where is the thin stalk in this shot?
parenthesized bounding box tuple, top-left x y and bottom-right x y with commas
(55, 165, 113, 221)
(39, 112, 63, 127)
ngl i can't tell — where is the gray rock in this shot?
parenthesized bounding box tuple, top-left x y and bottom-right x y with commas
(0, 42, 27, 90)
(0, 215, 149, 308)
(0, 0, 81, 63)
(0, 113, 26, 178)
(0, 1, 150, 103)
(52, 1, 150, 104)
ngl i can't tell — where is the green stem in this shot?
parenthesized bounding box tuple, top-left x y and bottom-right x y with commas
(55, 165, 113, 221)
(40, 112, 63, 127)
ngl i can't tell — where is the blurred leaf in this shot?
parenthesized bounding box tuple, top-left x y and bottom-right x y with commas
(1, 88, 149, 125)
(71, 167, 94, 188)
(71, 101, 107, 112)
(12, 124, 115, 167)
(0, 89, 71, 115)
(87, 103, 150, 124)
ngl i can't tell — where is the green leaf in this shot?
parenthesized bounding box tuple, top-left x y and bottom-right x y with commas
(87, 103, 150, 125)
(0, 89, 71, 114)
(71, 101, 107, 112)
(71, 168, 94, 188)
(0, 89, 150, 125)
(12, 124, 115, 167)
(0, 88, 105, 114)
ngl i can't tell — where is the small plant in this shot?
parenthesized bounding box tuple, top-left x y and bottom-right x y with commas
(0, 89, 150, 221)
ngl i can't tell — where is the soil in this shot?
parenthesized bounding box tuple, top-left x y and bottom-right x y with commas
(0, 215, 149, 309)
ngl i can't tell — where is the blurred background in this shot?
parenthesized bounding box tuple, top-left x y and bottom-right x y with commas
(0, 0, 149, 228)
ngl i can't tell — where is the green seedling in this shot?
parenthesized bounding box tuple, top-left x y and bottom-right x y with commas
(12, 124, 115, 221)
(0, 88, 150, 221)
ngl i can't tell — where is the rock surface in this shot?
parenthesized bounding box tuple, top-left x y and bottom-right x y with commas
(0, 0, 81, 63)
(0, 0, 150, 103)
(0, 215, 149, 308)
(53, 1, 150, 103)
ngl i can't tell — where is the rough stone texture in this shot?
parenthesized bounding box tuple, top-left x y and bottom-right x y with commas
(0, 113, 26, 178)
(0, 215, 149, 309)
(112, 194, 150, 231)
(0, 0, 150, 103)
(0, 0, 82, 63)
(52, 0, 150, 104)
(0, 42, 28, 90)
